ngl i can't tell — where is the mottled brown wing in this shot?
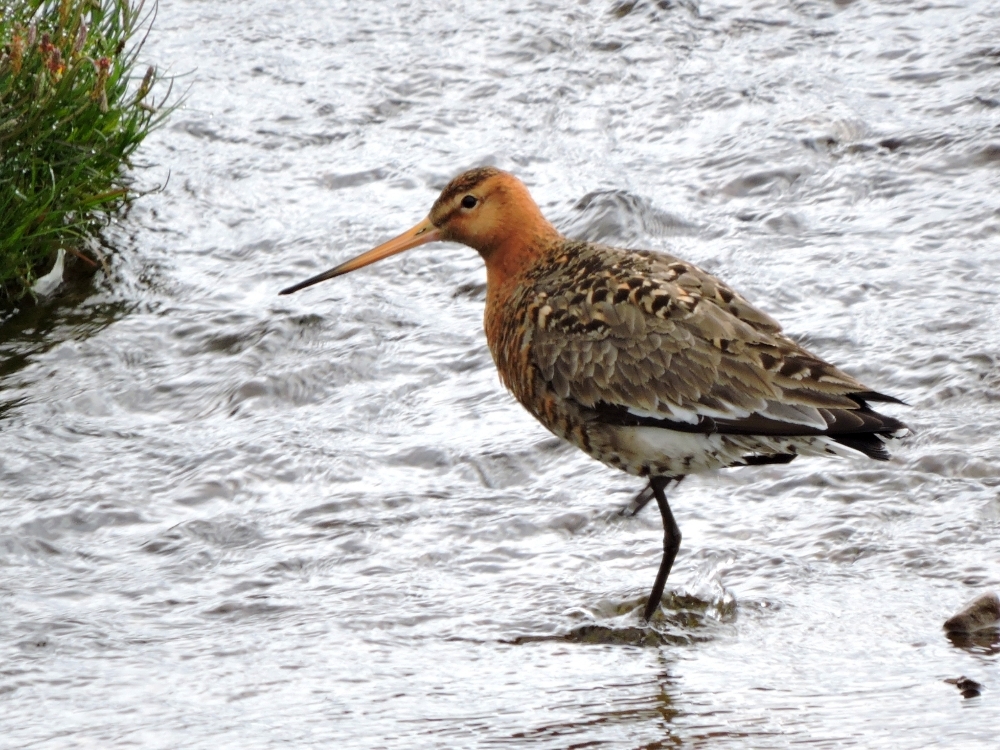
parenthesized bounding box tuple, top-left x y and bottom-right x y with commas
(527, 243, 899, 436)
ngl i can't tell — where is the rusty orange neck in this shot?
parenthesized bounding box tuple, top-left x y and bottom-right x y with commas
(482, 223, 561, 292)
(476, 180, 562, 294)
(445, 177, 561, 373)
(481, 217, 562, 362)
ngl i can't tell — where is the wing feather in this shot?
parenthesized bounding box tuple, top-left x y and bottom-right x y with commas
(525, 242, 905, 439)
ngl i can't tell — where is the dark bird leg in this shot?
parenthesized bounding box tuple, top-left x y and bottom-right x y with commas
(621, 483, 655, 517)
(643, 475, 684, 621)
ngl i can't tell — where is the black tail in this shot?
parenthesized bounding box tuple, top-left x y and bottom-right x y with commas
(830, 393, 908, 460)
(831, 432, 892, 460)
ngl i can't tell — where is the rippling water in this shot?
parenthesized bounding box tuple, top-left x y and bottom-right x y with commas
(3, 0, 999, 746)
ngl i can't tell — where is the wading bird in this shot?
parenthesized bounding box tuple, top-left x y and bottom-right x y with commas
(280, 167, 907, 620)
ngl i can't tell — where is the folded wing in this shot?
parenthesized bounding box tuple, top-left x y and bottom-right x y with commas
(527, 244, 906, 460)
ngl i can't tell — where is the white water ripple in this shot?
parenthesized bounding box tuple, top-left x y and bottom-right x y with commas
(2, 1, 999, 747)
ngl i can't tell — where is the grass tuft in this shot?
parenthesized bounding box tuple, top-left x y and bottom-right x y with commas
(0, 0, 173, 304)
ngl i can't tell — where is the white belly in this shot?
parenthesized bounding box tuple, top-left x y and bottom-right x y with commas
(587, 424, 864, 477)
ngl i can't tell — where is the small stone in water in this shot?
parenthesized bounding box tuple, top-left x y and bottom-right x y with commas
(943, 592, 1000, 633)
(944, 676, 983, 699)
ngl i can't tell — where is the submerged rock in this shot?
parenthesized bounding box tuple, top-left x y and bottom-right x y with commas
(944, 592, 1000, 633)
(944, 676, 983, 699)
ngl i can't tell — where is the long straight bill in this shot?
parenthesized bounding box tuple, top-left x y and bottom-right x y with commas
(279, 217, 441, 295)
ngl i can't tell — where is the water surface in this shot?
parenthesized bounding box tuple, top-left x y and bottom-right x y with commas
(2, 0, 1000, 747)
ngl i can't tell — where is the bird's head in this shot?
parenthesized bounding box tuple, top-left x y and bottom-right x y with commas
(280, 167, 559, 295)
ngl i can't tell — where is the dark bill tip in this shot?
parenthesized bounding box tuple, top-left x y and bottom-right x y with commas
(278, 266, 346, 295)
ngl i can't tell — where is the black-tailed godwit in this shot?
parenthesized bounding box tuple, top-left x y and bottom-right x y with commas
(281, 167, 907, 620)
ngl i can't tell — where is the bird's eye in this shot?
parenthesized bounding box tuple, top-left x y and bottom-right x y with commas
(461, 195, 478, 209)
